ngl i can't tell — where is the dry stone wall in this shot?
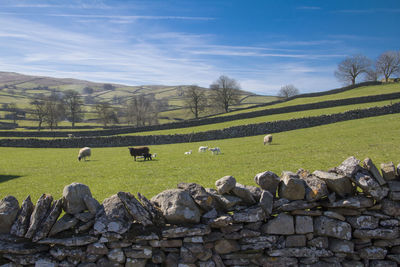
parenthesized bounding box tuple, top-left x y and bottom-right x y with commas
(1, 103, 400, 148)
(1, 156, 400, 266)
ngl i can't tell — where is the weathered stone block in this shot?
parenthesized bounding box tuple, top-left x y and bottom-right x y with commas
(353, 228, 399, 240)
(337, 156, 361, 177)
(381, 162, 397, 181)
(314, 216, 352, 240)
(329, 239, 354, 253)
(262, 213, 294, 235)
(62, 183, 92, 214)
(347, 215, 379, 229)
(358, 246, 387, 260)
(363, 158, 386, 185)
(313, 170, 353, 197)
(215, 176, 236, 194)
(286, 235, 306, 247)
(278, 172, 305, 200)
(214, 239, 240, 254)
(295, 216, 313, 234)
(0, 195, 20, 234)
(254, 171, 280, 195)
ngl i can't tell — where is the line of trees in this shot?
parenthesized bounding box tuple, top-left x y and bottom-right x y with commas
(335, 50, 400, 85)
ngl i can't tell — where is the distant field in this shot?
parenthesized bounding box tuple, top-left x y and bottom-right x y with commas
(215, 83, 400, 117)
(1, 113, 399, 203)
(121, 99, 400, 136)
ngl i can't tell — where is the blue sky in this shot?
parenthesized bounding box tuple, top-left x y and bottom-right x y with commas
(0, 0, 399, 95)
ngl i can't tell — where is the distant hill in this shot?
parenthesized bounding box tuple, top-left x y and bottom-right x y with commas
(0, 71, 278, 126)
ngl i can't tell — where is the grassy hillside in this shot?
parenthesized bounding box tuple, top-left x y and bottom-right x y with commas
(0, 72, 276, 127)
(1, 113, 399, 203)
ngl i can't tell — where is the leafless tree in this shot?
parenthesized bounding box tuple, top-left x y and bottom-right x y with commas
(376, 51, 400, 82)
(63, 90, 83, 128)
(126, 95, 158, 127)
(184, 85, 207, 119)
(278, 84, 299, 98)
(44, 91, 65, 130)
(210, 75, 240, 113)
(364, 68, 379, 82)
(30, 97, 46, 131)
(95, 101, 118, 127)
(334, 54, 372, 85)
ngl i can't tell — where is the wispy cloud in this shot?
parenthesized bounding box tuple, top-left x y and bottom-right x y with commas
(296, 6, 321, 10)
(335, 8, 400, 14)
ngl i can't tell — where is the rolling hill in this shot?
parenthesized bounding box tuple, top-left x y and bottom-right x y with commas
(0, 72, 278, 128)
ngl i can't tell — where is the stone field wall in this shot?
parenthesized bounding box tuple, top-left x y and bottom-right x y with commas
(1, 102, 400, 148)
(1, 156, 400, 266)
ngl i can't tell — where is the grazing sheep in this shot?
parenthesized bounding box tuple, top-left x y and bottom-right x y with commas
(198, 146, 208, 152)
(128, 147, 150, 161)
(78, 147, 91, 161)
(263, 134, 273, 145)
(209, 147, 221, 155)
(184, 150, 192, 155)
(143, 153, 152, 161)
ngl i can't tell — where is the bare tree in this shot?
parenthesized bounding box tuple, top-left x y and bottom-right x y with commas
(63, 90, 83, 128)
(210, 75, 240, 113)
(184, 85, 207, 119)
(126, 95, 158, 127)
(334, 54, 371, 85)
(278, 84, 299, 98)
(30, 97, 47, 131)
(95, 101, 118, 127)
(44, 91, 65, 130)
(364, 68, 379, 82)
(376, 51, 400, 82)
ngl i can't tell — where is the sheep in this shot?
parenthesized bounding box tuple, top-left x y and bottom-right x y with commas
(184, 150, 192, 155)
(209, 147, 221, 155)
(263, 134, 273, 145)
(198, 146, 208, 152)
(128, 147, 150, 161)
(78, 147, 91, 161)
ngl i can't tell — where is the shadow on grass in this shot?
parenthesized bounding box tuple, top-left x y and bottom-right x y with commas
(0, 175, 23, 183)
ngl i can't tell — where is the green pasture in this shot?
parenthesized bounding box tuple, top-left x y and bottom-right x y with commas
(216, 83, 400, 117)
(1, 113, 399, 204)
(122, 99, 400, 136)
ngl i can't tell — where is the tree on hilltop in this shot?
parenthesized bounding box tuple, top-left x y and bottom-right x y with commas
(334, 54, 371, 85)
(63, 90, 83, 128)
(278, 84, 299, 99)
(376, 51, 400, 82)
(210, 75, 240, 113)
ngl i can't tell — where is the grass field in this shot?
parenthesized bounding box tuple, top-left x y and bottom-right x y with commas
(1, 113, 399, 204)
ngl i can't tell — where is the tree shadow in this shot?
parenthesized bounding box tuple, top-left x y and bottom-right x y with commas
(0, 175, 23, 183)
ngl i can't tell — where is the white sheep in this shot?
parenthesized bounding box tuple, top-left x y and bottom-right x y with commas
(198, 146, 208, 152)
(263, 134, 273, 145)
(209, 147, 221, 155)
(184, 150, 192, 155)
(78, 147, 91, 161)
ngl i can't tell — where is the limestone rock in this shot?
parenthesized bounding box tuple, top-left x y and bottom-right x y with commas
(162, 225, 210, 238)
(278, 200, 318, 212)
(314, 216, 352, 240)
(117, 192, 152, 226)
(10, 195, 34, 237)
(295, 216, 313, 234)
(381, 199, 400, 217)
(363, 158, 386, 185)
(33, 198, 63, 241)
(0, 195, 19, 234)
(62, 183, 92, 214)
(244, 185, 263, 201)
(233, 206, 265, 223)
(329, 239, 354, 253)
(151, 189, 200, 224)
(254, 171, 280, 195)
(25, 194, 53, 239)
(259, 190, 273, 215)
(322, 196, 374, 209)
(177, 182, 215, 211)
(286, 235, 306, 247)
(347, 215, 379, 229)
(313, 170, 354, 197)
(215, 176, 236, 194)
(231, 183, 256, 205)
(278, 172, 305, 200)
(206, 189, 241, 210)
(353, 228, 399, 239)
(302, 175, 329, 201)
(351, 171, 388, 201)
(381, 162, 397, 181)
(262, 213, 294, 235)
(214, 239, 240, 254)
(94, 194, 133, 235)
(38, 235, 98, 246)
(268, 247, 333, 257)
(337, 156, 361, 177)
(84, 195, 101, 215)
(49, 213, 79, 236)
(358, 246, 387, 260)
(137, 192, 165, 226)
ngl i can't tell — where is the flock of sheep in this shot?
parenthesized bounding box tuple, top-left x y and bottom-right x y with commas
(77, 134, 273, 161)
